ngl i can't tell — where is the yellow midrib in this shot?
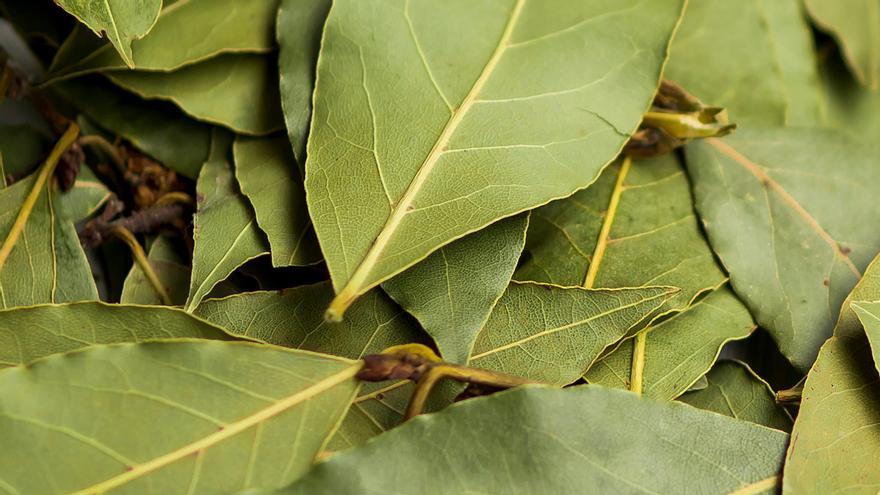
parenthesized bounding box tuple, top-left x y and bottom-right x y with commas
(69, 363, 361, 495)
(326, 0, 527, 320)
(583, 156, 632, 289)
(727, 475, 779, 495)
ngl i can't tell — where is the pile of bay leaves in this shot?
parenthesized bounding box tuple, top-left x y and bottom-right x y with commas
(0, 0, 878, 493)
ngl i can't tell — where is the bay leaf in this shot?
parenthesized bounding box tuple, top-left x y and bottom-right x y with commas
(382, 214, 528, 364)
(516, 154, 725, 313)
(47, 0, 278, 80)
(55, 77, 211, 178)
(585, 286, 756, 400)
(120, 236, 190, 305)
(852, 300, 880, 375)
(307, 0, 687, 318)
(665, 0, 824, 126)
(685, 128, 880, 370)
(108, 53, 284, 136)
(0, 166, 109, 309)
(195, 281, 431, 450)
(281, 385, 788, 494)
(233, 136, 321, 267)
(52, 0, 161, 67)
(783, 254, 880, 493)
(468, 282, 676, 385)
(276, 0, 331, 162)
(0, 341, 360, 493)
(0, 123, 49, 178)
(679, 360, 793, 432)
(805, 0, 880, 90)
(186, 129, 269, 312)
(820, 47, 880, 141)
(0, 301, 232, 368)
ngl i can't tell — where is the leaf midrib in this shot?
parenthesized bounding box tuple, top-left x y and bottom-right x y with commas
(69, 362, 361, 495)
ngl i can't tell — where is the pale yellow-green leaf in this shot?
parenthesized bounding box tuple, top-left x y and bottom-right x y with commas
(852, 300, 880, 376)
(120, 236, 190, 305)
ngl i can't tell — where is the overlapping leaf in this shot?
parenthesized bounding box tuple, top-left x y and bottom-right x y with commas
(307, 0, 687, 317)
(853, 300, 880, 374)
(120, 236, 190, 305)
(805, 0, 880, 90)
(282, 385, 789, 494)
(679, 360, 792, 432)
(0, 341, 360, 493)
(820, 48, 880, 141)
(685, 128, 880, 370)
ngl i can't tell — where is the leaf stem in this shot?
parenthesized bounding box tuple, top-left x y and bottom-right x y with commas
(0, 123, 79, 272)
(583, 155, 631, 288)
(630, 331, 647, 394)
(78, 134, 125, 172)
(112, 226, 173, 305)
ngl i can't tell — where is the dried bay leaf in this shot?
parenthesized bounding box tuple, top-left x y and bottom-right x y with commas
(0, 124, 49, 178)
(0, 301, 233, 368)
(186, 129, 269, 312)
(281, 385, 789, 495)
(0, 341, 360, 493)
(783, 254, 880, 493)
(52, 0, 161, 67)
(307, 0, 687, 318)
(805, 0, 880, 90)
(195, 281, 432, 450)
(468, 283, 677, 385)
(108, 53, 284, 136)
(685, 128, 880, 370)
(679, 360, 793, 432)
(233, 136, 321, 267)
(47, 0, 278, 80)
(585, 286, 756, 400)
(665, 0, 824, 126)
(820, 47, 880, 141)
(382, 214, 528, 364)
(853, 300, 880, 373)
(120, 236, 190, 306)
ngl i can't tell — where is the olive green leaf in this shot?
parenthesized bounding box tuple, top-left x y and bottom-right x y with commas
(516, 154, 725, 313)
(277, 0, 331, 162)
(281, 385, 789, 495)
(0, 124, 49, 178)
(53, 0, 162, 68)
(185, 129, 269, 312)
(108, 53, 284, 135)
(805, 0, 880, 90)
(0, 341, 361, 494)
(665, 0, 824, 126)
(820, 48, 880, 141)
(194, 281, 431, 450)
(120, 236, 190, 305)
(307, 0, 687, 318)
(233, 136, 321, 267)
(679, 360, 793, 432)
(47, 0, 278, 80)
(585, 286, 756, 400)
(0, 301, 233, 368)
(382, 214, 528, 364)
(687, 374, 709, 392)
(0, 166, 109, 309)
(852, 300, 880, 374)
(55, 77, 211, 178)
(685, 128, 880, 371)
(783, 253, 880, 493)
(468, 282, 677, 385)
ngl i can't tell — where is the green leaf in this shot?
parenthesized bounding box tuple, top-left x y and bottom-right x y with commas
(55, 77, 211, 178)
(0, 341, 360, 493)
(53, 0, 162, 67)
(120, 236, 190, 305)
(516, 154, 725, 313)
(805, 0, 880, 90)
(820, 48, 880, 141)
(186, 129, 268, 312)
(679, 360, 793, 432)
(233, 136, 321, 267)
(0, 124, 50, 178)
(0, 301, 232, 368)
(47, 0, 278, 80)
(468, 282, 676, 385)
(852, 300, 880, 375)
(382, 214, 528, 364)
(194, 281, 431, 450)
(685, 128, 880, 370)
(783, 254, 880, 493)
(108, 53, 284, 135)
(307, 0, 687, 317)
(281, 385, 789, 494)
(277, 0, 331, 162)
(0, 167, 109, 309)
(585, 286, 756, 400)
(665, 0, 824, 126)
